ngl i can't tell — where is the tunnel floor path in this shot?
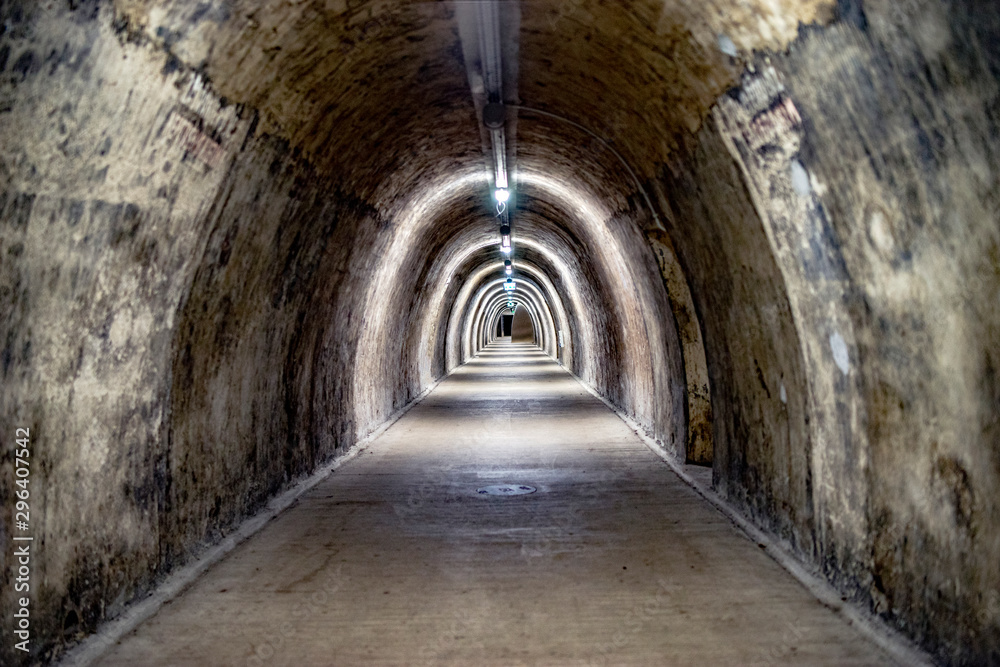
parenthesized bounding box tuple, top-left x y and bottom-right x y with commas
(99, 342, 896, 666)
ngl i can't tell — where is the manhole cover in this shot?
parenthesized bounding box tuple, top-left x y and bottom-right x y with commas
(476, 484, 536, 496)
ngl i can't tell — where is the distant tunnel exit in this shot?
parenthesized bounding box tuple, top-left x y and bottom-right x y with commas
(497, 314, 513, 337)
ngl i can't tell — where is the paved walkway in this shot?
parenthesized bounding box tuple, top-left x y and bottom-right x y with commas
(98, 343, 895, 666)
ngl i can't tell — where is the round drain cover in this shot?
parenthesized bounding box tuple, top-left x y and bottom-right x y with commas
(476, 484, 536, 496)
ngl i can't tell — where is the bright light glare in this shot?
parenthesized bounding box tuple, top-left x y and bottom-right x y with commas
(505, 266, 512, 275)
(501, 244, 512, 254)
(494, 188, 510, 203)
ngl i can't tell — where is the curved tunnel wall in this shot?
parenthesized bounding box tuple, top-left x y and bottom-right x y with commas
(468, 277, 555, 356)
(484, 294, 541, 347)
(460, 246, 575, 366)
(509, 307, 537, 344)
(446, 254, 569, 367)
(0, 1, 998, 665)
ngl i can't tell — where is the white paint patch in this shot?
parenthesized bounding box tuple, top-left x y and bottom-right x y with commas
(109, 310, 133, 348)
(779, 382, 787, 404)
(829, 331, 850, 376)
(790, 160, 811, 196)
(717, 34, 738, 56)
(869, 209, 895, 254)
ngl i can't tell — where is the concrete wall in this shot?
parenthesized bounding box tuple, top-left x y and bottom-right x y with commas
(656, 3, 1000, 663)
(0, 5, 258, 657)
(0, 2, 689, 663)
(0, 3, 470, 661)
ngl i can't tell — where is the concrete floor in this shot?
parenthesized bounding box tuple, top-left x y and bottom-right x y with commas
(98, 343, 896, 666)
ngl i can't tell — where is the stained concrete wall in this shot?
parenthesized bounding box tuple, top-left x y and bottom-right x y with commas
(783, 4, 1000, 659)
(0, 5, 258, 657)
(0, 3, 473, 662)
(655, 3, 1000, 663)
(0, 2, 689, 663)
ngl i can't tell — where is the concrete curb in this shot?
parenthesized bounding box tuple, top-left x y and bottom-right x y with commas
(567, 370, 937, 667)
(56, 376, 443, 667)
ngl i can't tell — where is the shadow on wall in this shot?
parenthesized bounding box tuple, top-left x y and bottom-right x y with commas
(511, 308, 536, 343)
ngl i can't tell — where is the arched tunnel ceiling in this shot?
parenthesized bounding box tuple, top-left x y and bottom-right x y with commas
(109, 2, 840, 427)
(115, 0, 835, 195)
(97, 0, 836, 598)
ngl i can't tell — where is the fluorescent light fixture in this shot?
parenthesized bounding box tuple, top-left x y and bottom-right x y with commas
(495, 163, 507, 190)
(501, 242, 512, 254)
(494, 188, 509, 203)
(504, 278, 516, 291)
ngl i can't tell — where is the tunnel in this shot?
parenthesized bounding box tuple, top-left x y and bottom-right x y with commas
(1, 0, 999, 664)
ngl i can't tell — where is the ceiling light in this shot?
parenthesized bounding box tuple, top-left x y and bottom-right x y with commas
(717, 34, 738, 57)
(499, 224, 511, 253)
(494, 188, 509, 203)
(483, 102, 506, 130)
